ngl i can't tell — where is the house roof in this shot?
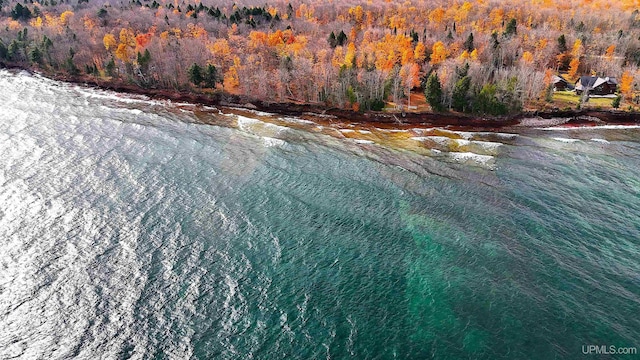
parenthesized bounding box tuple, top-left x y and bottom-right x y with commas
(552, 75, 569, 84)
(575, 76, 617, 90)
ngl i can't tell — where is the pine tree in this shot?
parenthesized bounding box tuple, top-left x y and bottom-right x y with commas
(504, 18, 517, 37)
(328, 31, 337, 48)
(557, 34, 567, 53)
(7, 40, 19, 60)
(137, 49, 151, 72)
(425, 73, 444, 112)
(0, 41, 7, 60)
(337, 31, 347, 46)
(11, 3, 32, 20)
(65, 48, 79, 75)
(452, 76, 472, 112)
(28, 46, 42, 64)
(612, 95, 621, 108)
(204, 64, 219, 88)
(105, 57, 116, 77)
(188, 63, 203, 86)
(464, 33, 474, 52)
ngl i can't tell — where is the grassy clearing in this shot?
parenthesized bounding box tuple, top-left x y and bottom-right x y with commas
(552, 91, 617, 109)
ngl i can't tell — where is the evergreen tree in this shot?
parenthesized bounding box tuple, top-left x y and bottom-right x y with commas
(0, 41, 7, 60)
(287, 3, 293, 18)
(464, 33, 474, 52)
(105, 57, 116, 77)
(28, 46, 42, 64)
(204, 64, 219, 88)
(410, 29, 419, 43)
(337, 30, 347, 46)
(137, 49, 151, 72)
(65, 48, 79, 75)
(472, 84, 507, 115)
(97, 8, 108, 18)
(455, 63, 470, 79)
(11, 3, 32, 20)
(612, 95, 621, 108)
(7, 40, 19, 60)
(188, 63, 203, 86)
(557, 34, 567, 53)
(491, 31, 500, 49)
(424, 73, 444, 112)
(504, 18, 517, 37)
(452, 76, 472, 112)
(328, 31, 337, 48)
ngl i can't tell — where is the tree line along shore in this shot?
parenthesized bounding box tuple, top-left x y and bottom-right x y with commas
(1, 0, 640, 120)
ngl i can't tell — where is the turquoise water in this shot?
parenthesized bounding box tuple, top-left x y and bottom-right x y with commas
(0, 71, 639, 359)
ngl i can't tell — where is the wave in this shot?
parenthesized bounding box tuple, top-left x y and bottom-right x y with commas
(538, 124, 640, 130)
(448, 152, 496, 169)
(262, 136, 287, 147)
(552, 137, 581, 143)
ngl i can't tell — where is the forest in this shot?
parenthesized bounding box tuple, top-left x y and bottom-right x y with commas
(1, 0, 639, 115)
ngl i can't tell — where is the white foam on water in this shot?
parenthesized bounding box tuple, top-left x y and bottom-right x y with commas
(281, 117, 315, 124)
(303, 112, 336, 119)
(376, 128, 408, 133)
(262, 137, 286, 147)
(590, 138, 610, 144)
(339, 129, 355, 133)
(537, 125, 640, 131)
(552, 137, 581, 143)
(358, 130, 372, 134)
(227, 107, 274, 117)
(453, 139, 471, 146)
(493, 132, 519, 139)
(72, 86, 155, 105)
(236, 115, 289, 141)
(428, 136, 454, 146)
(449, 152, 495, 167)
(472, 131, 519, 140)
(472, 140, 503, 151)
(454, 131, 474, 140)
(353, 139, 375, 144)
(236, 115, 263, 127)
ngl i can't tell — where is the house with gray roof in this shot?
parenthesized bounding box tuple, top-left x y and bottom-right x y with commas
(574, 76, 618, 95)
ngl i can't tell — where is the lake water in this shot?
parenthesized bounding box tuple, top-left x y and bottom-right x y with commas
(1, 70, 639, 359)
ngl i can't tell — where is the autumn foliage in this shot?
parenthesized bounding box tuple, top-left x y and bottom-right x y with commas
(0, 0, 638, 112)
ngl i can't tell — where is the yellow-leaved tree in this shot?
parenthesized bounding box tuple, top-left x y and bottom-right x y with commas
(60, 11, 74, 26)
(103, 34, 117, 51)
(619, 71, 634, 100)
(430, 41, 448, 65)
(605, 45, 616, 60)
(344, 42, 356, 68)
(567, 57, 580, 81)
(414, 42, 427, 63)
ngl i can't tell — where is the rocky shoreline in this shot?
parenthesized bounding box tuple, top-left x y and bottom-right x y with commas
(4, 64, 639, 130)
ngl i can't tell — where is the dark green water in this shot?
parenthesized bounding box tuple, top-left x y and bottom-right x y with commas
(0, 71, 639, 359)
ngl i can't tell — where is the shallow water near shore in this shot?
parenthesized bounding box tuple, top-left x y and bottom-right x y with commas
(1, 70, 639, 359)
